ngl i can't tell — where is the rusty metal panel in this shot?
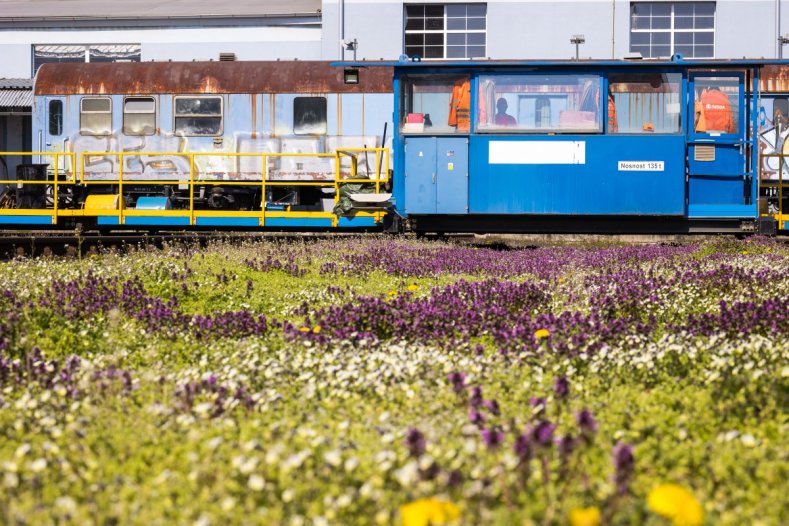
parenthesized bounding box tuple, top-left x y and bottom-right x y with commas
(760, 65, 789, 93)
(35, 61, 393, 96)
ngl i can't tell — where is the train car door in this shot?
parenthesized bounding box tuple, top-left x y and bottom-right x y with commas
(687, 72, 750, 216)
(404, 137, 468, 214)
(43, 97, 67, 172)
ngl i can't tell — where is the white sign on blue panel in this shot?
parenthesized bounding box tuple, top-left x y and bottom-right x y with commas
(618, 161, 664, 171)
(489, 141, 586, 165)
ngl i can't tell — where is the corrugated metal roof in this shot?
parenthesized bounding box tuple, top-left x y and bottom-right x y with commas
(0, 78, 32, 89)
(0, 0, 321, 20)
(0, 89, 32, 108)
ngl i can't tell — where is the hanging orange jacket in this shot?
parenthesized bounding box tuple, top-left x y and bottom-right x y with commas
(607, 94, 618, 132)
(448, 79, 470, 132)
(696, 89, 735, 133)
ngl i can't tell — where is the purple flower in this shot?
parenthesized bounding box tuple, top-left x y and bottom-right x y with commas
(405, 427, 426, 457)
(447, 372, 466, 394)
(557, 434, 576, 457)
(446, 469, 464, 487)
(553, 376, 569, 399)
(612, 442, 635, 495)
(482, 399, 501, 416)
(470, 386, 483, 407)
(530, 420, 557, 447)
(481, 428, 504, 450)
(513, 433, 532, 461)
(576, 408, 598, 439)
(529, 396, 547, 416)
(468, 408, 486, 426)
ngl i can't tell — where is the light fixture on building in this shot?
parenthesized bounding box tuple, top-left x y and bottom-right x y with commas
(570, 34, 586, 60)
(342, 38, 358, 61)
(779, 34, 789, 59)
(343, 68, 360, 85)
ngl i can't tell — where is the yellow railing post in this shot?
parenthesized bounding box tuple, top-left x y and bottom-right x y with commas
(53, 153, 59, 225)
(189, 153, 195, 225)
(118, 152, 124, 225)
(261, 153, 267, 227)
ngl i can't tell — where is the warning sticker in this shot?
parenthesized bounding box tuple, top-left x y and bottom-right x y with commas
(618, 161, 664, 171)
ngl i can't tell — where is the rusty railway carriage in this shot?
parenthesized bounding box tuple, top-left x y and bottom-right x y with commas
(4, 58, 789, 235)
(0, 61, 394, 230)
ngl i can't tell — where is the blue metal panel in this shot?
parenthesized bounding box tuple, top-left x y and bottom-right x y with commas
(98, 217, 120, 225)
(195, 217, 259, 227)
(338, 215, 378, 227)
(124, 216, 190, 226)
(436, 137, 468, 214)
(0, 215, 53, 225)
(687, 204, 756, 218)
(468, 135, 686, 215)
(135, 196, 171, 210)
(264, 217, 333, 227)
(404, 137, 436, 214)
(341, 94, 364, 136)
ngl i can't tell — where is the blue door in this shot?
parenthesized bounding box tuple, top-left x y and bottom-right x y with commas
(436, 137, 468, 214)
(404, 137, 437, 214)
(687, 73, 753, 217)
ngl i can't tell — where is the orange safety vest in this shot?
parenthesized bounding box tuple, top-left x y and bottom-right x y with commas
(607, 94, 618, 132)
(448, 79, 470, 132)
(696, 89, 735, 133)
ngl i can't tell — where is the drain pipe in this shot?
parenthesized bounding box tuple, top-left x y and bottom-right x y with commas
(339, 0, 345, 60)
(611, 0, 616, 58)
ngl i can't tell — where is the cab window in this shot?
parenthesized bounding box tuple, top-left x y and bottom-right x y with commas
(123, 97, 156, 136)
(400, 75, 470, 134)
(80, 97, 112, 135)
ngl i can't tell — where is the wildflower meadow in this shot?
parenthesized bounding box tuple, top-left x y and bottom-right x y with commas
(0, 236, 786, 525)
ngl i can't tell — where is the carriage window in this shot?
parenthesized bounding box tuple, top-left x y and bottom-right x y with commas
(400, 75, 470, 134)
(123, 97, 156, 136)
(80, 97, 112, 135)
(693, 76, 739, 135)
(477, 75, 602, 133)
(174, 96, 222, 136)
(48, 100, 63, 136)
(608, 73, 682, 134)
(294, 97, 327, 135)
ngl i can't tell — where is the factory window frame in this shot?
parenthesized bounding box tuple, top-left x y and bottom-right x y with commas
(80, 97, 113, 136)
(49, 100, 63, 136)
(476, 74, 603, 133)
(174, 96, 223, 136)
(404, 3, 487, 59)
(123, 97, 156, 136)
(630, 2, 715, 58)
(293, 97, 328, 135)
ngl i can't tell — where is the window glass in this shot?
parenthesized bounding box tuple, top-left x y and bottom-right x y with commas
(174, 96, 222, 136)
(693, 76, 739, 134)
(80, 97, 112, 135)
(476, 75, 602, 133)
(48, 100, 63, 136)
(294, 97, 327, 135)
(608, 73, 682, 134)
(629, 2, 715, 58)
(123, 97, 156, 136)
(404, 3, 487, 59)
(400, 75, 471, 134)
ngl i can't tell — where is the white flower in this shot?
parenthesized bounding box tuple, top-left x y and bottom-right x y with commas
(323, 449, 342, 468)
(247, 474, 266, 491)
(29, 458, 47, 473)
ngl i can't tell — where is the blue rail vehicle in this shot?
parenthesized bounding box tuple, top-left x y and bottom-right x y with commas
(2, 61, 393, 231)
(355, 57, 784, 234)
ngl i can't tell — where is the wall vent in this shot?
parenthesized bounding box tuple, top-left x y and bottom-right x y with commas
(219, 53, 237, 62)
(694, 145, 716, 162)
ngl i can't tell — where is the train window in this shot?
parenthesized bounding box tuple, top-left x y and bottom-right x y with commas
(80, 97, 112, 136)
(174, 96, 223, 136)
(123, 97, 156, 136)
(477, 75, 603, 133)
(608, 73, 682, 134)
(400, 75, 470, 133)
(692, 76, 740, 135)
(293, 97, 327, 135)
(48, 100, 63, 136)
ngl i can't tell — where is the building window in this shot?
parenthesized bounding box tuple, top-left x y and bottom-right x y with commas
(609, 73, 682, 133)
(174, 96, 223, 136)
(123, 97, 156, 136)
(404, 3, 487, 59)
(49, 100, 63, 136)
(80, 97, 112, 136)
(33, 44, 141, 74)
(630, 2, 715, 58)
(293, 97, 327, 135)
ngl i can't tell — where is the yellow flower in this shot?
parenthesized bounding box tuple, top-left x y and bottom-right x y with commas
(647, 484, 704, 526)
(407, 284, 419, 292)
(312, 325, 321, 334)
(298, 327, 311, 333)
(569, 507, 601, 526)
(388, 290, 398, 296)
(400, 497, 460, 526)
(534, 328, 550, 340)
